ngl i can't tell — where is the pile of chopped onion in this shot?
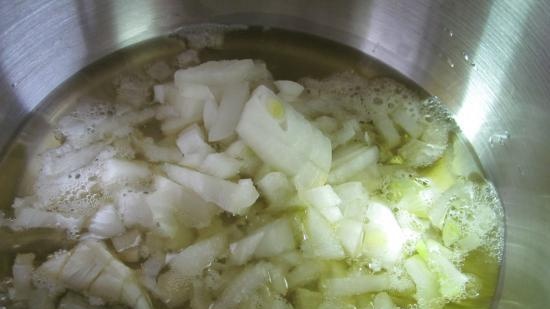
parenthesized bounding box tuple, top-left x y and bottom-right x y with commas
(2, 48, 502, 309)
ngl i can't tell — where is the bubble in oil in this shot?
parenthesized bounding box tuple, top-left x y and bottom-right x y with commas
(462, 51, 477, 68)
(446, 57, 455, 68)
(488, 131, 510, 147)
(444, 27, 454, 38)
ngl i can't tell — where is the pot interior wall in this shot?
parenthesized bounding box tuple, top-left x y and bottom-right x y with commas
(0, 1, 549, 308)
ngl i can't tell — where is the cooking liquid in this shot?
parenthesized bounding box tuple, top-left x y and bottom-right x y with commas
(0, 27, 503, 308)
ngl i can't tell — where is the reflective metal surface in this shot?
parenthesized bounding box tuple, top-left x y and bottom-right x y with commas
(1, 0, 549, 307)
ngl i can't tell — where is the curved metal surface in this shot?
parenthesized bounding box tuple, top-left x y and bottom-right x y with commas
(1, 0, 549, 307)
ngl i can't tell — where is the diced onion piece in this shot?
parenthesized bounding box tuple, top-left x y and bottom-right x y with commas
(12, 253, 35, 300)
(336, 219, 364, 257)
(363, 203, 404, 269)
(421, 240, 469, 300)
(329, 144, 379, 184)
(163, 164, 259, 215)
(61, 241, 152, 308)
(101, 159, 151, 189)
(333, 182, 370, 220)
(266, 264, 288, 295)
(372, 113, 400, 148)
(167, 82, 213, 130)
(301, 185, 341, 209)
(405, 255, 441, 308)
(257, 172, 293, 208)
(175, 59, 256, 86)
(32, 250, 70, 296)
(229, 231, 265, 265)
(116, 191, 154, 229)
(318, 300, 356, 309)
(236, 86, 332, 191)
(89, 204, 125, 238)
(254, 218, 296, 258)
(141, 252, 166, 281)
(203, 98, 218, 131)
(442, 218, 461, 247)
(114, 108, 157, 133)
(272, 251, 302, 268)
(27, 289, 55, 309)
(133, 137, 182, 163)
(208, 82, 249, 142)
(176, 124, 214, 159)
(199, 153, 241, 179)
(322, 274, 391, 297)
(150, 176, 220, 230)
(301, 209, 345, 259)
(58, 292, 97, 309)
(286, 261, 325, 289)
(211, 263, 269, 309)
(456, 204, 498, 253)
(250, 60, 273, 83)
(294, 288, 323, 309)
(274, 80, 304, 102)
(11, 208, 83, 234)
(395, 181, 439, 218)
(391, 106, 424, 138)
(373, 292, 398, 309)
(41, 142, 104, 177)
(300, 185, 343, 223)
(428, 183, 473, 230)
(331, 119, 359, 148)
(168, 234, 227, 277)
(145, 182, 196, 249)
(112, 229, 142, 252)
(60, 241, 114, 290)
(118, 247, 140, 263)
(398, 139, 446, 168)
(422, 121, 451, 146)
(88, 259, 130, 303)
(224, 140, 262, 177)
(334, 181, 369, 202)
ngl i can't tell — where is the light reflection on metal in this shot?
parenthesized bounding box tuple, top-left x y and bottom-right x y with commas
(455, 1, 533, 142)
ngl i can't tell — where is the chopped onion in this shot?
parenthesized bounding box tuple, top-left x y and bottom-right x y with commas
(211, 263, 269, 309)
(163, 164, 259, 215)
(199, 152, 241, 179)
(6, 56, 500, 309)
(301, 209, 345, 259)
(12, 253, 35, 301)
(207, 82, 249, 142)
(229, 231, 265, 265)
(274, 80, 304, 102)
(236, 86, 332, 190)
(89, 204, 125, 238)
(176, 124, 214, 159)
(101, 159, 151, 189)
(175, 59, 256, 86)
(168, 234, 227, 277)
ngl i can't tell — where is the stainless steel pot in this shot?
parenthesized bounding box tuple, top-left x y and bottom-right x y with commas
(1, 1, 548, 307)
